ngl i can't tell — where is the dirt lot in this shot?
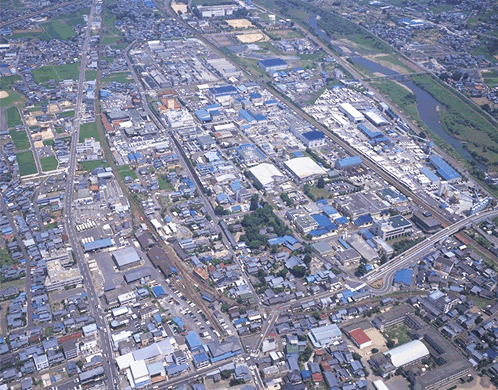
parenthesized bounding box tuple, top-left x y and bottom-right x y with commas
(226, 18, 254, 29)
(236, 32, 269, 43)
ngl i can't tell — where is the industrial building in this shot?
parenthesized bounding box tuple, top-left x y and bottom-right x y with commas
(335, 155, 362, 170)
(258, 58, 289, 72)
(364, 110, 390, 127)
(429, 155, 461, 182)
(291, 129, 327, 148)
(112, 246, 142, 270)
(338, 103, 365, 123)
(235, 143, 266, 166)
(309, 324, 342, 348)
(248, 163, 287, 189)
(284, 156, 327, 180)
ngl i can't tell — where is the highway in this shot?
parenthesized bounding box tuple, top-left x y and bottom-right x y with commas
(363, 209, 498, 295)
(62, 0, 118, 387)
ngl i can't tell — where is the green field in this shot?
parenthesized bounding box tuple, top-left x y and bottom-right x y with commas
(85, 70, 98, 81)
(16, 151, 37, 176)
(5, 106, 22, 128)
(40, 20, 77, 40)
(60, 110, 75, 118)
(117, 165, 137, 181)
(0, 89, 25, 106)
(32, 63, 80, 84)
(9, 129, 30, 150)
(0, 74, 21, 90)
(158, 174, 174, 190)
(43, 139, 55, 146)
(482, 69, 498, 89)
(383, 324, 411, 346)
(38, 9, 88, 41)
(79, 160, 110, 172)
(40, 156, 58, 171)
(102, 72, 133, 84)
(79, 122, 99, 142)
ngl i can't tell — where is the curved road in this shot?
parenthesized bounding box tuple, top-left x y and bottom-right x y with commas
(364, 209, 498, 295)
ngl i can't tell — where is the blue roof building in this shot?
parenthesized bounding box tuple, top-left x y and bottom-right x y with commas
(259, 58, 288, 72)
(394, 268, 413, 286)
(209, 85, 238, 97)
(429, 155, 461, 182)
(335, 156, 362, 169)
(83, 238, 113, 252)
(186, 331, 203, 352)
(152, 286, 166, 298)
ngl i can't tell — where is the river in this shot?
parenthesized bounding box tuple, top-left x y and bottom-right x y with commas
(308, 15, 483, 170)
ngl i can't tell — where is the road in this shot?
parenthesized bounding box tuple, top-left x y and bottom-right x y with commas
(0, 0, 84, 27)
(62, 0, 117, 387)
(363, 209, 498, 295)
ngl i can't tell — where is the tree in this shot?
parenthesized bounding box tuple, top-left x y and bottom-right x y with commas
(317, 176, 325, 188)
(290, 265, 307, 278)
(250, 194, 259, 211)
(355, 263, 367, 277)
(303, 253, 312, 265)
(214, 205, 228, 216)
(371, 348, 379, 354)
(312, 311, 321, 320)
(386, 339, 396, 348)
(352, 352, 362, 361)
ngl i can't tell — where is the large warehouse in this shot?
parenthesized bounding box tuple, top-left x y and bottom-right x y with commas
(309, 324, 342, 348)
(284, 156, 327, 180)
(338, 103, 365, 123)
(112, 246, 142, 270)
(384, 340, 429, 368)
(249, 163, 286, 189)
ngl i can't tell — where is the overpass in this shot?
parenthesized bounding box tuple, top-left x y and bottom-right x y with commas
(363, 209, 498, 295)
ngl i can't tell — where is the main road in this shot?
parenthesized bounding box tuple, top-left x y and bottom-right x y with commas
(363, 209, 498, 295)
(62, 0, 118, 387)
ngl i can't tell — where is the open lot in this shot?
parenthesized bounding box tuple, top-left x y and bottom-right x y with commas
(79, 159, 110, 172)
(236, 32, 269, 43)
(32, 63, 80, 84)
(5, 105, 22, 128)
(79, 122, 100, 142)
(226, 19, 254, 29)
(16, 151, 37, 176)
(40, 156, 59, 171)
(9, 129, 30, 150)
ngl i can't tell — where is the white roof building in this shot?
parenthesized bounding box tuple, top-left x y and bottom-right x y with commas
(384, 340, 429, 368)
(338, 102, 365, 123)
(249, 163, 286, 188)
(309, 323, 342, 348)
(284, 157, 327, 180)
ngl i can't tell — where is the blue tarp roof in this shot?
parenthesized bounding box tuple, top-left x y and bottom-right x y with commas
(394, 268, 413, 285)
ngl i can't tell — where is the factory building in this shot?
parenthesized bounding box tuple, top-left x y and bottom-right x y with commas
(258, 58, 289, 72)
(338, 103, 365, 123)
